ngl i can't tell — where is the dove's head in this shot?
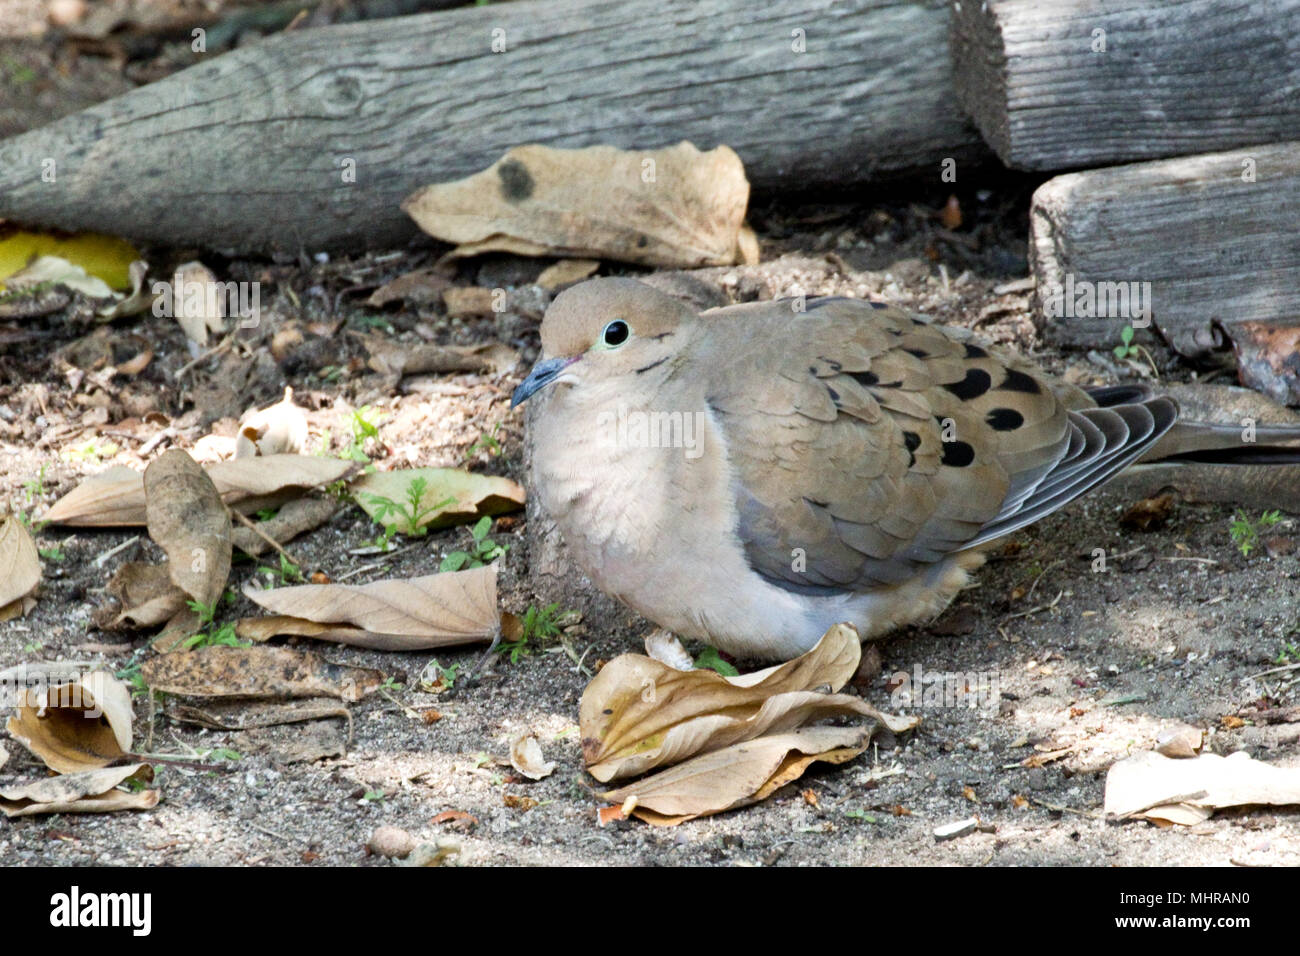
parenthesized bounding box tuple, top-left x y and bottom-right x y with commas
(511, 278, 697, 407)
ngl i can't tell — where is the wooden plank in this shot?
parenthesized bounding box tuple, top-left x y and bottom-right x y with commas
(950, 0, 1300, 171)
(1029, 141, 1300, 398)
(0, 0, 984, 256)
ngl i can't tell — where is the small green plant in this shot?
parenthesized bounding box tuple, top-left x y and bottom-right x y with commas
(498, 602, 564, 664)
(38, 544, 66, 562)
(440, 516, 508, 572)
(255, 507, 279, 522)
(22, 465, 48, 504)
(844, 808, 879, 824)
(256, 553, 303, 585)
(1113, 325, 1139, 361)
(1229, 508, 1283, 557)
(361, 789, 386, 803)
(694, 645, 739, 677)
(204, 748, 242, 762)
(21, 640, 42, 654)
(379, 676, 404, 693)
(180, 598, 250, 650)
(420, 659, 460, 690)
(1275, 641, 1300, 665)
(343, 406, 385, 463)
(362, 476, 453, 540)
(465, 423, 503, 461)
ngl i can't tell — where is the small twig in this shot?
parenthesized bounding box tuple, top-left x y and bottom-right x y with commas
(125, 752, 232, 773)
(1029, 797, 1104, 820)
(174, 333, 234, 379)
(1024, 559, 1064, 602)
(1158, 555, 1218, 565)
(230, 508, 300, 566)
(1004, 589, 1064, 621)
(93, 535, 140, 568)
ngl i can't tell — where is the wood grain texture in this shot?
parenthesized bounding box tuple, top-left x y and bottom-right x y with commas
(1030, 140, 1300, 360)
(951, 0, 1300, 170)
(0, 0, 984, 256)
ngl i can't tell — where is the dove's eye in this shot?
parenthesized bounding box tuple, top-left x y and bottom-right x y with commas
(601, 319, 630, 348)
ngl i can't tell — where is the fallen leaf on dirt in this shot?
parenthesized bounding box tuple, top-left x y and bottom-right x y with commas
(536, 258, 600, 291)
(442, 286, 497, 318)
(5, 670, 134, 773)
(603, 726, 871, 825)
(237, 566, 499, 650)
(0, 230, 139, 291)
(431, 810, 479, 830)
(366, 269, 452, 307)
(0, 254, 114, 299)
(503, 794, 538, 812)
(1105, 750, 1300, 825)
(45, 455, 356, 527)
(141, 646, 383, 702)
(510, 734, 555, 780)
(0, 764, 157, 818)
(351, 468, 524, 535)
(96, 259, 155, 321)
(403, 142, 754, 268)
(93, 562, 187, 630)
(145, 449, 231, 611)
(167, 261, 227, 346)
(237, 387, 309, 457)
(364, 338, 518, 381)
(164, 697, 351, 734)
(581, 623, 916, 783)
(1154, 725, 1203, 759)
(0, 514, 41, 618)
(1120, 491, 1175, 531)
(229, 497, 339, 557)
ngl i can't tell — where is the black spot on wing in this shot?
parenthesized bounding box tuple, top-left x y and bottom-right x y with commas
(999, 368, 1041, 394)
(986, 407, 1025, 431)
(903, 347, 928, 358)
(964, 343, 988, 359)
(902, 430, 921, 467)
(943, 368, 992, 401)
(941, 440, 975, 467)
(498, 159, 534, 201)
(635, 357, 668, 374)
(850, 370, 878, 387)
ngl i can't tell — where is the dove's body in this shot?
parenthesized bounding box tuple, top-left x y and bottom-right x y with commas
(516, 279, 1300, 661)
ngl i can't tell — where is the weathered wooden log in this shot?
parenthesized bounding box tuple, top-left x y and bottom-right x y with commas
(0, 0, 985, 257)
(1030, 140, 1300, 402)
(950, 0, 1300, 171)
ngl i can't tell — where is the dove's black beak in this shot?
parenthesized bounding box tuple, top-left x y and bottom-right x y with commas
(511, 356, 575, 408)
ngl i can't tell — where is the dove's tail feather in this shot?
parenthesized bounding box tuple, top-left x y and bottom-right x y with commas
(1083, 383, 1300, 466)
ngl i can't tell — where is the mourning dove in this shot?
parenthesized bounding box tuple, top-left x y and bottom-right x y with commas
(513, 278, 1300, 661)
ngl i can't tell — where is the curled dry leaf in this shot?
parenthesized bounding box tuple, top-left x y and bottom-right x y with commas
(582, 623, 915, 783)
(5, 670, 133, 773)
(94, 562, 187, 630)
(536, 258, 599, 291)
(0, 254, 115, 298)
(0, 514, 41, 617)
(402, 142, 753, 269)
(145, 449, 231, 611)
(603, 726, 871, 825)
(351, 468, 524, 535)
(140, 646, 384, 702)
(237, 565, 499, 650)
(510, 735, 556, 781)
(1104, 750, 1300, 825)
(44, 454, 356, 527)
(0, 764, 157, 818)
(167, 261, 226, 346)
(237, 386, 309, 457)
(365, 338, 519, 381)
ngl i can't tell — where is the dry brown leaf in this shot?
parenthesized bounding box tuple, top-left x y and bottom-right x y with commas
(45, 455, 356, 527)
(365, 338, 519, 381)
(351, 468, 524, 535)
(5, 670, 133, 773)
(140, 646, 383, 702)
(94, 562, 187, 630)
(164, 697, 350, 732)
(145, 449, 231, 611)
(402, 142, 752, 268)
(536, 258, 599, 291)
(582, 623, 913, 782)
(1105, 751, 1300, 825)
(603, 726, 870, 825)
(237, 386, 309, 457)
(510, 734, 556, 781)
(168, 261, 226, 345)
(0, 764, 157, 818)
(237, 566, 499, 649)
(0, 514, 41, 611)
(366, 269, 451, 307)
